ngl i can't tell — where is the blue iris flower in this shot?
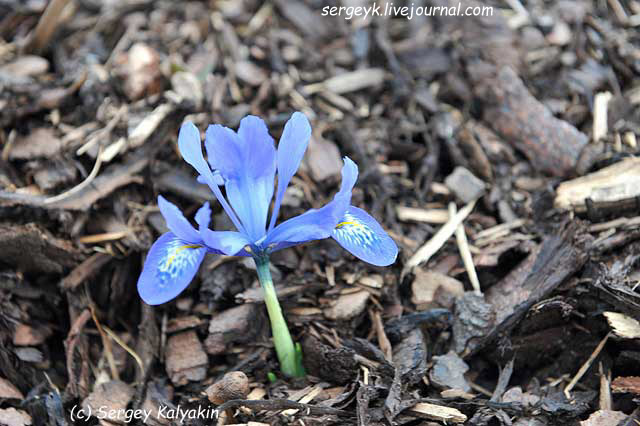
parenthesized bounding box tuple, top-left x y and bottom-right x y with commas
(137, 112, 398, 305)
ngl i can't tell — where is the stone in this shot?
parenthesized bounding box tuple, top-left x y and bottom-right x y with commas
(430, 351, 471, 392)
(444, 166, 486, 203)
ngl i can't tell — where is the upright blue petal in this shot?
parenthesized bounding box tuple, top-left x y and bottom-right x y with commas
(200, 228, 251, 256)
(268, 112, 311, 231)
(178, 122, 247, 235)
(137, 232, 206, 305)
(157, 195, 201, 243)
(332, 206, 398, 266)
(205, 116, 276, 241)
(265, 157, 358, 248)
(204, 124, 244, 179)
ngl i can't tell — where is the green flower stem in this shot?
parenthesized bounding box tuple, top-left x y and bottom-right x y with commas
(254, 255, 301, 377)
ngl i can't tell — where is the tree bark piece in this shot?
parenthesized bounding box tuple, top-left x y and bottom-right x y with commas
(475, 67, 588, 177)
(165, 331, 208, 386)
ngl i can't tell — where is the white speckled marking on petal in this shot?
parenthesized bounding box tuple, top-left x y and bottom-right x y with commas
(333, 213, 376, 250)
(156, 239, 205, 288)
(137, 232, 207, 305)
(331, 206, 398, 267)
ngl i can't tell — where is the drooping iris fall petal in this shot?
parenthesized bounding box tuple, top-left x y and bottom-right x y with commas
(265, 157, 358, 248)
(332, 206, 398, 266)
(137, 232, 206, 305)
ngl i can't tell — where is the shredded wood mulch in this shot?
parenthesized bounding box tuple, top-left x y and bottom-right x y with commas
(1, 0, 640, 425)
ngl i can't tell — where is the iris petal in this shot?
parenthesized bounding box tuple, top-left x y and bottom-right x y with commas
(178, 122, 247, 234)
(266, 157, 358, 248)
(200, 228, 251, 256)
(157, 195, 201, 243)
(204, 124, 243, 179)
(137, 232, 206, 305)
(268, 112, 311, 231)
(237, 115, 277, 176)
(331, 206, 398, 266)
(205, 116, 276, 241)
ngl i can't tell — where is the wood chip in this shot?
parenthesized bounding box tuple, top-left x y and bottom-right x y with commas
(396, 206, 450, 224)
(407, 402, 467, 423)
(555, 157, 640, 212)
(235, 61, 268, 86)
(282, 384, 323, 415)
(128, 103, 174, 149)
(450, 202, 481, 295)
(0, 408, 32, 426)
(114, 43, 163, 101)
(0, 55, 49, 77)
(287, 307, 322, 316)
(305, 136, 342, 181)
(430, 351, 471, 392)
(165, 331, 208, 385)
(592, 92, 612, 142)
(603, 311, 640, 339)
(476, 66, 588, 177)
(61, 252, 112, 290)
(0, 223, 80, 274)
(324, 290, 370, 320)
(579, 409, 628, 426)
(166, 315, 207, 334)
(8, 128, 62, 160)
(358, 274, 384, 289)
(411, 269, 464, 310)
(13, 323, 51, 346)
(403, 199, 477, 277)
(0, 378, 24, 399)
(82, 380, 134, 423)
(205, 304, 265, 355)
(611, 376, 640, 394)
(273, 0, 330, 40)
(305, 69, 386, 95)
